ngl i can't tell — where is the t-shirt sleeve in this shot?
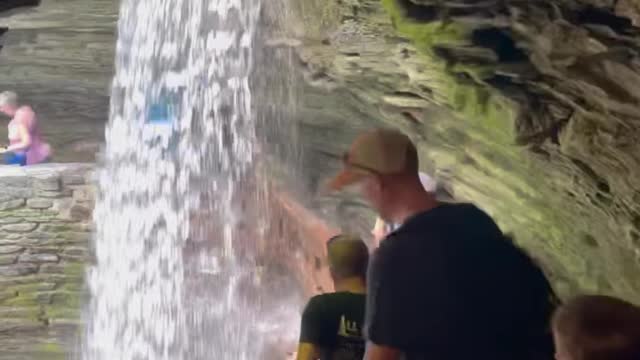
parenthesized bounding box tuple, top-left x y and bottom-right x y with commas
(365, 235, 450, 349)
(299, 296, 327, 346)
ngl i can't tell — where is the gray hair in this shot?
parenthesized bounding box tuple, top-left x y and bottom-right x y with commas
(0, 91, 18, 107)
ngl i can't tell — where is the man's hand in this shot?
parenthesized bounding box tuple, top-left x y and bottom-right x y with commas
(0, 147, 6, 154)
(365, 342, 401, 360)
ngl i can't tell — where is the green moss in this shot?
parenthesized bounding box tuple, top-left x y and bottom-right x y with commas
(50, 291, 81, 308)
(37, 342, 65, 355)
(44, 307, 80, 320)
(381, 0, 516, 142)
(4, 293, 41, 307)
(0, 306, 43, 319)
(58, 280, 84, 292)
(62, 262, 86, 280)
(381, 0, 469, 52)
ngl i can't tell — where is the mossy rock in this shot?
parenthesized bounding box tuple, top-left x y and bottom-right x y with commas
(381, 0, 516, 143)
(37, 342, 66, 355)
(43, 306, 81, 321)
(0, 305, 44, 319)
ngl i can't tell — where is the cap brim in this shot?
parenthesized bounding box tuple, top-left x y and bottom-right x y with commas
(327, 169, 368, 191)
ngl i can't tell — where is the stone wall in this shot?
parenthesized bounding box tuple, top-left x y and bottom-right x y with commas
(0, 163, 94, 333)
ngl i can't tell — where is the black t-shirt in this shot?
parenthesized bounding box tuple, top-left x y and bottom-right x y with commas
(299, 292, 366, 360)
(365, 203, 558, 360)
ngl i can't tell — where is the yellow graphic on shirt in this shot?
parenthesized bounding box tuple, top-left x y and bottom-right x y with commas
(338, 315, 361, 338)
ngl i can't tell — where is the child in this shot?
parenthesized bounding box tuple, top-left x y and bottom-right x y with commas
(552, 295, 640, 360)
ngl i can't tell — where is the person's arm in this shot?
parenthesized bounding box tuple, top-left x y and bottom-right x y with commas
(296, 297, 325, 360)
(364, 343, 401, 360)
(296, 342, 320, 360)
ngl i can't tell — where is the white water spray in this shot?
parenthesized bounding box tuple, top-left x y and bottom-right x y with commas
(81, 1, 301, 359)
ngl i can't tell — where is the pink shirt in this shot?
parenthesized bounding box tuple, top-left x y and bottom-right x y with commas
(8, 106, 51, 165)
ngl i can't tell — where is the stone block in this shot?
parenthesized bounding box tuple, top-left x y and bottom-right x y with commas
(0, 290, 16, 302)
(0, 319, 44, 333)
(19, 253, 60, 264)
(0, 187, 33, 198)
(0, 263, 38, 276)
(51, 198, 74, 214)
(60, 246, 89, 262)
(0, 176, 28, 188)
(36, 291, 53, 304)
(26, 232, 52, 241)
(0, 274, 52, 287)
(70, 204, 92, 221)
(0, 254, 17, 265)
(33, 176, 61, 191)
(36, 189, 73, 198)
(39, 264, 66, 274)
(0, 217, 23, 224)
(9, 281, 58, 293)
(40, 233, 89, 247)
(40, 223, 88, 233)
(3, 222, 38, 233)
(62, 174, 85, 186)
(27, 198, 54, 209)
(0, 306, 43, 320)
(0, 198, 25, 211)
(73, 188, 94, 202)
(51, 291, 80, 307)
(0, 245, 24, 254)
(30, 246, 62, 254)
(2, 233, 24, 240)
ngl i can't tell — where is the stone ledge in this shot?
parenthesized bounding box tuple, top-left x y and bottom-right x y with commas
(0, 163, 93, 180)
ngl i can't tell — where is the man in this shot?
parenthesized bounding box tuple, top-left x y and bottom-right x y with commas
(0, 91, 50, 165)
(329, 128, 558, 360)
(296, 234, 369, 360)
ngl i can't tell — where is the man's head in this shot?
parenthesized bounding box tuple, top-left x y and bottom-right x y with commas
(328, 128, 428, 222)
(326, 234, 369, 281)
(371, 172, 437, 243)
(552, 295, 640, 360)
(0, 91, 18, 116)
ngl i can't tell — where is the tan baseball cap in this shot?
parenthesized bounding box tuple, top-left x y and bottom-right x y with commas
(328, 128, 417, 190)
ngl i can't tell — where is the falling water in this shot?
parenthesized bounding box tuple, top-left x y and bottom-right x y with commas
(82, 0, 300, 359)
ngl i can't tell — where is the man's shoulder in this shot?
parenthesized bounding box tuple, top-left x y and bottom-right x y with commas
(402, 202, 498, 234)
(308, 292, 364, 305)
(305, 293, 340, 310)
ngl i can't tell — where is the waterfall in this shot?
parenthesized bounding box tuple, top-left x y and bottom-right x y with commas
(82, 1, 299, 359)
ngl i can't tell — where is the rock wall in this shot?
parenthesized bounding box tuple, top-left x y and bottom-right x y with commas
(287, 0, 640, 302)
(0, 163, 94, 333)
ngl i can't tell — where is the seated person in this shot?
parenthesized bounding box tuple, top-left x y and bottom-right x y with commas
(296, 234, 369, 360)
(552, 295, 640, 360)
(0, 91, 51, 166)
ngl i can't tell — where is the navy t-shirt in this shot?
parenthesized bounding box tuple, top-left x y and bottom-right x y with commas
(365, 203, 557, 360)
(300, 292, 366, 360)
